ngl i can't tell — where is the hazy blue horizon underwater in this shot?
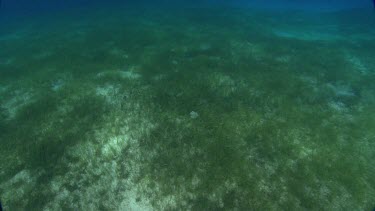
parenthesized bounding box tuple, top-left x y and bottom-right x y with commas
(1, 0, 375, 210)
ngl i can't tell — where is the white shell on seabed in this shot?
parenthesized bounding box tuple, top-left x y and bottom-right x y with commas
(189, 111, 199, 119)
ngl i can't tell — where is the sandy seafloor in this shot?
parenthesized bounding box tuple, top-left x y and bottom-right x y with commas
(0, 5, 375, 210)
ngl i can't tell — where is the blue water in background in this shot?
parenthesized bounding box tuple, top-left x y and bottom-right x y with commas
(0, 0, 373, 30)
(0, 0, 372, 17)
(0, 0, 373, 33)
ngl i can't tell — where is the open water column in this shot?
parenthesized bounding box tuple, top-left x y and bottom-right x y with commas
(0, 0, 374, 210)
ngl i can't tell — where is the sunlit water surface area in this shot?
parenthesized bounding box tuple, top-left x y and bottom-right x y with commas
(0, 3, 375, 210)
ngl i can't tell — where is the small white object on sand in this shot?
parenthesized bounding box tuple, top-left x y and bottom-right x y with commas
(190, 111, 199, 119)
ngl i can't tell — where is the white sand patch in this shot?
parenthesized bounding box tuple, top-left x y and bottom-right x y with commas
(328, 101, 348, 112)
(152, 74, 167, 81)
(51, 79, 66, 91)
(344, 52, 368, 74)
(109, 48, 129, 59)
(0, 170, 40, 209)
(118, 188, 153, 211)
(326, 83, 355, 98)
(210, 73, 236, 91)
(95, 84, 122, 105)
(231, 40, 265, 61)
(119, 70, 141, 80)
(96, 84, 119, 96)
(273, 29, 341, 41)
(189, 111, 199, 119)
(96, 67, 142, 80)
(44, 131, 154, 210)
(272, 23, 342, 41)
(275, 55, 291, 63)
(43, 89, 156, 210)
(101, 135, 129, 158)
(206, 72, 248, 97)
(52, 82, 63, 91)
(1, 89, 34, 120)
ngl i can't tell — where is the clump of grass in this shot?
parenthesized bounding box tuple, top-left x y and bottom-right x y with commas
(21, 94, 107, 168)
(0, 84, 109, 208)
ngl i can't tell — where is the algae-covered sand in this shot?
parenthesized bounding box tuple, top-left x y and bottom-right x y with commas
(0, 7, 375, 210)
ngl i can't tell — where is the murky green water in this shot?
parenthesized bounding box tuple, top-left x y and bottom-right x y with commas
(0, 7, 375, 210)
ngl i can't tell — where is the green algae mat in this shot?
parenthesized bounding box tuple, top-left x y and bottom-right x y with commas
(0, 7, 375, 210)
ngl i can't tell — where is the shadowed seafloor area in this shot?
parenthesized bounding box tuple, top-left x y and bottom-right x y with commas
(0, 5, 375, 210)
